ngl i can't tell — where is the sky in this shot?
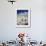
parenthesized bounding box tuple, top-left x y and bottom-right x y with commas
(17, 10, 28, 16)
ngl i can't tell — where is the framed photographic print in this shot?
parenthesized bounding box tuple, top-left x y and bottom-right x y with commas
(16, 8, 31, 28)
